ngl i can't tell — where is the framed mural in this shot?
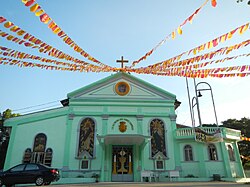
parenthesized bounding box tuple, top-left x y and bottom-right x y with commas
(150, 119, 167, 158)
(78, 118, 95, 158)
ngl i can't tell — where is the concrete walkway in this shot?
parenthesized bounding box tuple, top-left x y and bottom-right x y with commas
(45, 181, 250, 187)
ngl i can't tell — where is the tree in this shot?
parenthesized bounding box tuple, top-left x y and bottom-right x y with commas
(221, 117, 250, 168)
(0, 109, 20, 170)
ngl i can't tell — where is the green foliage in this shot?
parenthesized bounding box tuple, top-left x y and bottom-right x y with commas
(2, 108, 20, 119)
(184, 174, 197, 178)
(0, 109, 20, 127)
(201, 123, 217, 127)
(0, 109, 20, 170)
(221, 117, 250, 167)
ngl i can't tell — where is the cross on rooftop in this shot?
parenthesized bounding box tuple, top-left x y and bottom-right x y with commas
(116, 56, 128, 68)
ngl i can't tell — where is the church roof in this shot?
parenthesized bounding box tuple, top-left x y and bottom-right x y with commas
(67, 72, 176, 102)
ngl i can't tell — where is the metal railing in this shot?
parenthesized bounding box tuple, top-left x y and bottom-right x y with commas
(176, 127, 241, 140)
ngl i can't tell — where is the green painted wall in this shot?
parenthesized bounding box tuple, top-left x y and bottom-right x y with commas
(3, 72, 246, 183)
(4, 108, 68, 170)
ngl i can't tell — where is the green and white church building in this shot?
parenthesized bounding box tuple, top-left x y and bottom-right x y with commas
(4, 72, 247, 183)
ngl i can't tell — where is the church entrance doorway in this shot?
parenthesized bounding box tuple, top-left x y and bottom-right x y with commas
(111, 145, 133, 182)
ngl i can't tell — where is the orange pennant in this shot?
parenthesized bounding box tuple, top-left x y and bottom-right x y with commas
(4, 21, 13, 28)
(171, 31, 176, 39)
(30, 3, 39, 12)
(211, 0, 217, 7)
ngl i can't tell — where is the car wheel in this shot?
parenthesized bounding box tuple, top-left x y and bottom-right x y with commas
(35, 176, 44, 186)
(44, 181, 51, 185)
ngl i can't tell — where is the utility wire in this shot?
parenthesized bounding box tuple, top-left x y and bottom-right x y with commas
(20, 104, 62, 114)
(12, 100, 61, 112)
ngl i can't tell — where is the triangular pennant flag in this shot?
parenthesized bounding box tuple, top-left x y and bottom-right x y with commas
(0, 17, 6, 23)
(177, 27, 182, 35)
(40, 14, 50, 23)
(30, 3, 39, 12)
(211, 0, 217, 7)
(35, 9, 44, 16)
(10, 26, 20, 32)
(4, 21, 13, 28)
(17, 30, 26, 36)
(171, 31, 176, 39)
(25, 0, 35, 7)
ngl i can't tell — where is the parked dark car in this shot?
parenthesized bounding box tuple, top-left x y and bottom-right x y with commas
(0, 163, 60, 186)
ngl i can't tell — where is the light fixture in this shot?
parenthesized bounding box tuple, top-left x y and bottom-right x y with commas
(197, 91, 202, 97)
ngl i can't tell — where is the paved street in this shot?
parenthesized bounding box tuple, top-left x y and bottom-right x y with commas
(49, 182, 249, 187)
(18, 181, 250, 187)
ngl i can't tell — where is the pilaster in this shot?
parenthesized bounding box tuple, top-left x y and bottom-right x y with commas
(101, 114, 109, 181)
(62, 109, 74, 169)
(4, 125, 17, 170)
(169, 114, 177, 130)
(136, 115, 143, 134)
(102, 114, 109, 135)
(220, 142, 233, 178)
(233, 142, 246, 177)
(196, 143, 207, 177)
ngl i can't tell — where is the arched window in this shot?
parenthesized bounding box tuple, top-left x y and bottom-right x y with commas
(150, 119, 167, 158)
(227, 145, 235, 161)
(184, 145, 193, 161)
(44, 148, 53, 166)
(31, 133, 47, 164)
(33, 133, 47, 152)
(23, 148, 32, 163)
(208, 144, 218, 161)
(78, 118, 95, 158)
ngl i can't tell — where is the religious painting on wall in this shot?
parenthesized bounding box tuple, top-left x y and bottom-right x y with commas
(78, 118, 95, 158)
(33, 133, 47, 152)
(115, 81, 130, 96)
(150, 119, 167, 158)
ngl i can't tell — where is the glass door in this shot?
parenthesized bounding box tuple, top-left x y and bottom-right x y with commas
(112, 145, 133, 182)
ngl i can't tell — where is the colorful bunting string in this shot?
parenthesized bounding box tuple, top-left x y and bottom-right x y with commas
(186, 23, 249, 56)
(241, 155, 250, 161)
(0, 16, 94, 65)
(129, 60, 250, 78)
(241, 136, 250, 142)
(127, 67, 250, 78)
(209, 73, 250, 78)
(135, 40, 250, 75)
(1, 0, 249, 79)
(143, 38, 250, 73)
(143, 22, 250, 70)
(20, 0, 111, 68)
(0, 57, 114, 73)
(130, 0, 215, 68)
(0, 46, 102, 70)
(0, 30, 96, 66)
(153, 53, 250, 74)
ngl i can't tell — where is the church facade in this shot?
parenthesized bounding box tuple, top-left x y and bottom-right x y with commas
(4, 72, 246, 183)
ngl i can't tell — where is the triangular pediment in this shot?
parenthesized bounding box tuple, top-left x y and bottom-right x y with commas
(68, 72, 175, 101)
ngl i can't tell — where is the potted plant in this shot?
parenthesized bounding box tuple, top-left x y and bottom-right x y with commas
(92, 173, 100, 182)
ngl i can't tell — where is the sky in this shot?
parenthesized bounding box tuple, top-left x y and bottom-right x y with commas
(0, 0, 250, 126)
